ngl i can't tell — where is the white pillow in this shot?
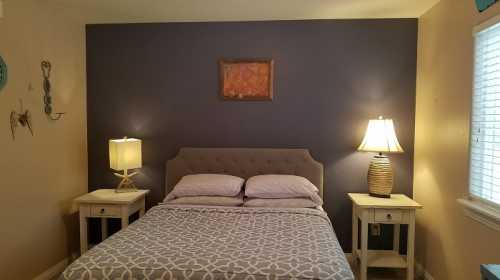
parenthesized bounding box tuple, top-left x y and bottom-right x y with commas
(165, 194, 244, 206)
(245, 174, 318, 196)
(165, 174, 244, 201)
(245, 175, 322, 205)
(243, 197, 322, 208)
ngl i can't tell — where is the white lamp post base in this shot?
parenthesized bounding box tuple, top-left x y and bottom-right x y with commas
(114, 169, 139, 193)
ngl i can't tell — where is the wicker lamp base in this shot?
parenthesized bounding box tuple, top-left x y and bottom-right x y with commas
(367, 154, 393, 198)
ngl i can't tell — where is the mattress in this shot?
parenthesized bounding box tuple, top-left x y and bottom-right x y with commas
(60, 205, 354, 280)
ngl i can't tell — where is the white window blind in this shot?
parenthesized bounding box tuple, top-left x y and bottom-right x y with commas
(471, 20, 500, 207)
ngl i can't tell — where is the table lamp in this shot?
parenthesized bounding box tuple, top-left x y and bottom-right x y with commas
(358, 116, 404, 198)
(109, 137, 142, 193)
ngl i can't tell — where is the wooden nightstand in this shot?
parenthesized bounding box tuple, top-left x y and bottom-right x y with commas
(75, 189, 149, 254)
(348, 193, 422, 280)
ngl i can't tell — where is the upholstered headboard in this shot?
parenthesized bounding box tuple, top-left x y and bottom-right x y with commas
(165, 148, 324, 198)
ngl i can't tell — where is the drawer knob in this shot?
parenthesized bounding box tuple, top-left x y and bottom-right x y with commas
(387, 213, 392, 219)
(100, 208, 105, 214)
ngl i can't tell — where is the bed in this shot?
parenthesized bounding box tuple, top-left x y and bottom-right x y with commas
(60, 148, 354, 280)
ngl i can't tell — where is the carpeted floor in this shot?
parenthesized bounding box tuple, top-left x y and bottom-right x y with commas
(349, 258, 424, 280)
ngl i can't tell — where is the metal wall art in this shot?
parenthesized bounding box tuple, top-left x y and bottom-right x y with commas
(41, 61, 65, 120)
(10, 99, 33, 140)
(0, 55, 7, 92)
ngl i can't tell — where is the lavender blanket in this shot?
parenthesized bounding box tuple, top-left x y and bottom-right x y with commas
(61, 205, 354, 280)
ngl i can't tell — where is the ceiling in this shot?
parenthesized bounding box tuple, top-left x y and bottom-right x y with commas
(50, 0, 440, 24)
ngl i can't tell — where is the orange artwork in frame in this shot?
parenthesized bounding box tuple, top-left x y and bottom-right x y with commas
(219, 59, 274, 101)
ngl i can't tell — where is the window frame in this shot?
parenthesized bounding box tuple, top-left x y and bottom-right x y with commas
(460, 14, 500, 231)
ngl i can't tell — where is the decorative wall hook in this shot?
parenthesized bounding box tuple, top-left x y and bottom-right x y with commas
(0, 55, 7, 93)
(41, 61, 65, 121)
(10, 99, 33, 140)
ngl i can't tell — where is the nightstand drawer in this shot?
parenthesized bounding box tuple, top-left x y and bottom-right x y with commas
(374, 209, 403, 223)
(91, 205, 120, 217)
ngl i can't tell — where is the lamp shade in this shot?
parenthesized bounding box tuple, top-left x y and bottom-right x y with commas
(109, 138, 142, 171)
(358, 117, 404, 153)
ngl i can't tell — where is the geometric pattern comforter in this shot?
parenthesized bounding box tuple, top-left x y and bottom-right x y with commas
(60, 205, 354, 280)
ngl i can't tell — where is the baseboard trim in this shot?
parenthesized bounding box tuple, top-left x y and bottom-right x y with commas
(33, 258, 68, 280)
(415, 262, 435, 280)
(345, 252, 435, 280)
(33, 252, 77, 280)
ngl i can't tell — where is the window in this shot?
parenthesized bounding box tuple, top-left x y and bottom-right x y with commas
(461, 17, 500, 232)
(471, 19, 500, 208)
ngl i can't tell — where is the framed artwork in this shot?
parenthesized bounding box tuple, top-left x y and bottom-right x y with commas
(219, 59, 274, 101)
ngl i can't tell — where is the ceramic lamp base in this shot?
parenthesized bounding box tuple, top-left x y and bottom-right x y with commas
(367, 154, 394, 198)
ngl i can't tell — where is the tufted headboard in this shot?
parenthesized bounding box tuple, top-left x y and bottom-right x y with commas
(165, 148, 324, 198)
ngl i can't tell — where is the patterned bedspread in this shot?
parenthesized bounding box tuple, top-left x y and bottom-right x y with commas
(60, 205, 354, 280)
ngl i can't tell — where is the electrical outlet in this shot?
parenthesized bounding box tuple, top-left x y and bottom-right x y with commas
(370, 224, 381, 236)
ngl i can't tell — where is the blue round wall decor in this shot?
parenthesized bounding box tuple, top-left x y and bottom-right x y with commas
(0, 55, 7, 92)
(476, 0, 498, 12)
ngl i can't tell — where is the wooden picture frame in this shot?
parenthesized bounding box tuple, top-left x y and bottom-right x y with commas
(219, 59, 274, 101)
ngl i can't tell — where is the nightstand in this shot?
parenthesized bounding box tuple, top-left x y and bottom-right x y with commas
(75, 189, 149, 254)
(348, 193, 422, 280)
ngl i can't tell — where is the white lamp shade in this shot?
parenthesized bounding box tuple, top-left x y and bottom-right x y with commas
(358, 118, 404, 153)
(109, 138, 142, 171)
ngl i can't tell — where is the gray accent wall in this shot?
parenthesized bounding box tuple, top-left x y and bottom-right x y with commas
(86, 19, 417, 251)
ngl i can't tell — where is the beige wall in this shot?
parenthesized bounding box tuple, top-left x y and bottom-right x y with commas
(415, 0, 500, 279)
(0, 0, 87, 279)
